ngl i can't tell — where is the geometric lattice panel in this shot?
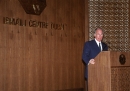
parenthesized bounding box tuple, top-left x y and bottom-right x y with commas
(88, 0, 129, 52)
(111, 67, 130, 91)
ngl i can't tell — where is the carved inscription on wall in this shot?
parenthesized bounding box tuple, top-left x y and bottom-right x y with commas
(111, 67, 130, 91)
(3, 17, 66, 30)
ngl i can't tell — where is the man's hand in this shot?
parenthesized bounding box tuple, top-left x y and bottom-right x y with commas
(89, 59, 95, 64)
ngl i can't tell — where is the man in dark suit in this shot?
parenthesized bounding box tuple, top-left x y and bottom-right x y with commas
(82, 27, 108, 90)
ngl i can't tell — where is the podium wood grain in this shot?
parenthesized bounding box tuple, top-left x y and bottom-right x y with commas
(88, 51, 130, 91)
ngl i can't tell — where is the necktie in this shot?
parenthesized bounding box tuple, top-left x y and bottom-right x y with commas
(99, 43, 101, 51)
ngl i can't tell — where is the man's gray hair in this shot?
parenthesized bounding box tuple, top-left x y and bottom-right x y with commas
(94, 27, 104, 34)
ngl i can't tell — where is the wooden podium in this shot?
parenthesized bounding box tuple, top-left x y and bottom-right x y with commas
(88, 51, 130, 91)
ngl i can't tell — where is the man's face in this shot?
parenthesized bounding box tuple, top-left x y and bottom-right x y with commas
(94, 29, 103, 42)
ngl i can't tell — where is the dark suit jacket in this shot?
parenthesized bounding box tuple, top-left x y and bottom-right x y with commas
(82, 39, 108, 79)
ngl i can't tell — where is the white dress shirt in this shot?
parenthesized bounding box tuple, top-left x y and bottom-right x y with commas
(95, 39, 102, 51)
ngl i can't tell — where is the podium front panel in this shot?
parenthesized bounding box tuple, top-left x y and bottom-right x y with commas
(88, 51, 130, 91)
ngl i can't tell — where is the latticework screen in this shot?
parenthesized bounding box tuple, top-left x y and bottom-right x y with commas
(88, 0, 129, 52)
(111, 67, 130, 91)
